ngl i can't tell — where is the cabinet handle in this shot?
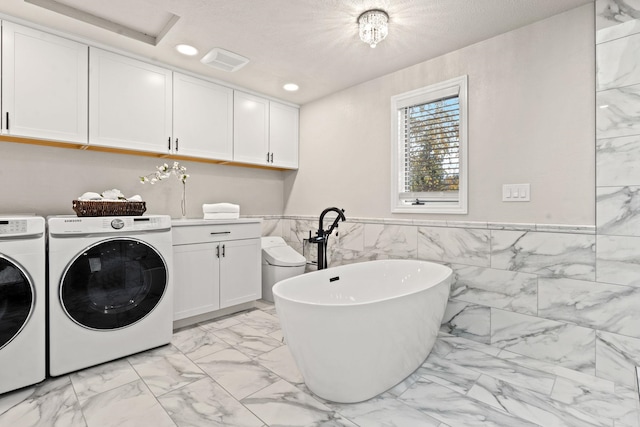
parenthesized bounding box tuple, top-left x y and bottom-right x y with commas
(270, 152, 273, 163)
(168, 137, 171, 151)
(210, 231, 231, 235)
(266, 152, 270, 163)
(176, 138, 179, 152)
(5, 112, 8, 131)
(216, 245, 220, 258)
(222, 244, 226, 257)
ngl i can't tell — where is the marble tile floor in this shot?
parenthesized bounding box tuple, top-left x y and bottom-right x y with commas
(1, 300, 638, 427)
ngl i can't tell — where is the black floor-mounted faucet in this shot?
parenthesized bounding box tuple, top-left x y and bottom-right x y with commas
(309, 207, 346, 270)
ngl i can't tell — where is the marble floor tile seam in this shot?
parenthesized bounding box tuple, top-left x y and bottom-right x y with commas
(70, 363, 253, 427)
(70, 370, 143, 404)
(409, 364, 562, 423)
(74, 357, 292, 427)
(440, 348, 558, 396)
(66, 377, 92, 426)
(425, 345, 630, 425)
(466, 375, 612, 427)
(438, 332, 621, 398)
(397, 376, 545, 427)
(436, 347, 630, 422)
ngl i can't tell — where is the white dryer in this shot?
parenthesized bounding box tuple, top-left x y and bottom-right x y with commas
(47, 215, 173, 376)
(0, 216, 45, 394)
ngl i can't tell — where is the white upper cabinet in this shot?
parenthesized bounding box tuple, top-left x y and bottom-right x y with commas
(0, 21, 299, 169)
(233, 91, 270, 165)
(1, 22, 88, 143)
(173, 73, 233, 160)
(233, 91, 299, 169)
(269, 101, 299, 169)
(89, 47, 172, 152)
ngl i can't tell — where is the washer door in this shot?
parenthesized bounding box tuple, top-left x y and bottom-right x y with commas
(0, 256, 34, 350)
(60, 238, 167, 330)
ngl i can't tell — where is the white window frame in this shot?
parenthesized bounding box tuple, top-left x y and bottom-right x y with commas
(390, 75, 468, 214)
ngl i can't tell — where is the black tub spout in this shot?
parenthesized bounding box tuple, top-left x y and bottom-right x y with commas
(313, 207, 346, 270)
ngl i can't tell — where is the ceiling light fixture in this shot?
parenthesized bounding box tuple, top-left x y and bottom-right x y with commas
(175, 44, 198, 56)
(283, 83, 299, 92)
(358, 9, 389, 48)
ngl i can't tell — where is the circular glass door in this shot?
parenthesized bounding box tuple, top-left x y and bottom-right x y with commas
(0, 256, 34, 350)
(60, 238, 167, 330)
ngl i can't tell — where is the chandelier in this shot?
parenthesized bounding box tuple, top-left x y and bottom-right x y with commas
(358, 9, 389, 48)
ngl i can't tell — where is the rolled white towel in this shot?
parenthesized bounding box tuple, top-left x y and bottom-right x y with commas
(202, 203, 240, 214)
(77, 192, 103, 201)
(127, 194, 143, 202)
(102, 189, 125, 200)
(203, 212, 240, 220)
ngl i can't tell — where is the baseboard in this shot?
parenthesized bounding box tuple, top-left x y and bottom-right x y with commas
(172, 301, 256, 330)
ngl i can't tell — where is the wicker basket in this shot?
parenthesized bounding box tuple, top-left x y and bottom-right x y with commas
(72, 200, 146, 217)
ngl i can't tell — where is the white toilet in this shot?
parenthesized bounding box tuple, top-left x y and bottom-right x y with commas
(261, 236, 306, 302)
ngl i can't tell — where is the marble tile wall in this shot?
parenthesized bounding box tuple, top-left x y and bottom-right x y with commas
(254, 0, 640, 394)
(258, 215, 640, 388)
(596, 0, 640, 389)
(259, 216, 626, 386)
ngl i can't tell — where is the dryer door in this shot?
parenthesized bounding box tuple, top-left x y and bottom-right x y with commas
(0, 256, 34, 349)
(60, 238, 168, 330)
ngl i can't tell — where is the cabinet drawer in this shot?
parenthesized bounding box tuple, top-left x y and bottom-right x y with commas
(172, 222, 261, 245)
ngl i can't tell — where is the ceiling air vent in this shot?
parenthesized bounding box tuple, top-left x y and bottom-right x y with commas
(201, 48, 249, 72)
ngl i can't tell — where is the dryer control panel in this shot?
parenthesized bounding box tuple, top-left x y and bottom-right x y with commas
(0, 220, 27, 234)
(0, 217, 44, 238)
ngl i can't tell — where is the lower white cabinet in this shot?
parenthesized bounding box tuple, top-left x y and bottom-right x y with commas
(172, 220, 261, 321)
(173, 243, 220, 320)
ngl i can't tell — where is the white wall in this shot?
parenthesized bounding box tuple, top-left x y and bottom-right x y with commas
(285, 4, 595, 225)
(1, 141, 285, 218)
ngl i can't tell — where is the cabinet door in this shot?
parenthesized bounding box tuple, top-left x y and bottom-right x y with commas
(233, 91, 269, 165)
(89, 47, 172, 153)
(173, 73, 233, 160)
(219, 238, 261, 309)
(2, 22, 88, 143)
(172, 243, 220, 321)
(269, 101, 299, 169)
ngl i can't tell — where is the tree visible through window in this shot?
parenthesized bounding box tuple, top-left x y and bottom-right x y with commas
(403, 96, 459, 196)
(391, 75, 467, 214)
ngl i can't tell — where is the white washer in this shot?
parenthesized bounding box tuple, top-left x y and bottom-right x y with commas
(0, 216, 45, 394)
(47, 215, 173, 376)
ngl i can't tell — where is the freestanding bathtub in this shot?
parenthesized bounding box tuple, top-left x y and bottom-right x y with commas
(272, 259, 452, 403)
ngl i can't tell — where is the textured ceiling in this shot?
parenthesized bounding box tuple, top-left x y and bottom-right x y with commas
(2, 0, 593, 105)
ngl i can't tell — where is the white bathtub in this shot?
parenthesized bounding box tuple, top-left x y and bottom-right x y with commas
(273, 259, 452, 403)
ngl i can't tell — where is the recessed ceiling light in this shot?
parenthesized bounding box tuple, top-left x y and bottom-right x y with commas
(283, 83, 299, 92)
(176, 44, 198, 56)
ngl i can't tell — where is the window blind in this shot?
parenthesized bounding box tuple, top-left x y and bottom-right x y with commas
(399, 95, 460, 203)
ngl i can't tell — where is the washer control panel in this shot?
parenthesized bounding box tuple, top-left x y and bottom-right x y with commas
(0, 220, 27, 234)
(48, 215, 171, 235)
(110, 219, 125, 230)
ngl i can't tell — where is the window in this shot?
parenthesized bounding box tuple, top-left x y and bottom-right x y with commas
(391, 75, 468, 214)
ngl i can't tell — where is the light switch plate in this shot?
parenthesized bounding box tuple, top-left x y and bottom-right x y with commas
(502, 184, 530, 202)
